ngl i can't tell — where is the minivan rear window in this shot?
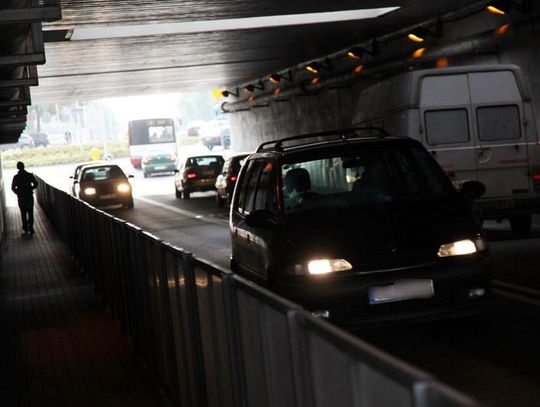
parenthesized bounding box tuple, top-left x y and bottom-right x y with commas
(477, 105, 521, 141)
(425, 109, 469, 145)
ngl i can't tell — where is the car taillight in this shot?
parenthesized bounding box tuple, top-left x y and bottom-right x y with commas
(230, 176, 237, 182)
(187, 172, 197, 179)
(533, 174, 540, 181)
(142, 159, 149, 164)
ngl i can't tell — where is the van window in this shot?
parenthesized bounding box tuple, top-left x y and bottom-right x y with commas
(477, 105, 521, 141)
(240, 160, 264, 215)
(425, 109, 469, 145)
(236, 160, 254, 214)
(254, 162, 276, 214)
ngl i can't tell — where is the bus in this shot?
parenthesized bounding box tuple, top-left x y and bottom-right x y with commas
(128, 118, 177, 168)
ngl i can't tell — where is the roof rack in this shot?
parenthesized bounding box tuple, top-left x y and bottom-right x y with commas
(256, 126, 390, 153)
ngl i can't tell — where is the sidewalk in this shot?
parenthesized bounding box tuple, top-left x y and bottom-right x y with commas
(0, 203, 171, 407)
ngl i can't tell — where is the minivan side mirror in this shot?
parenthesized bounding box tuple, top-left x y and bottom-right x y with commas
(245, 209, 275, 228)
(460, 181, 486, 200)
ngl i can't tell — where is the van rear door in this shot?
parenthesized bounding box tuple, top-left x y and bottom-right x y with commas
(420, 74, 477, 185)
(468, 71, 530, 197)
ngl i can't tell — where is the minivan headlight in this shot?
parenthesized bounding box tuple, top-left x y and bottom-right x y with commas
(437, 238, 486, 257)
(84, 187, 96, 195)
(298, 258, 353, 275)
(117, 183, 131, 193)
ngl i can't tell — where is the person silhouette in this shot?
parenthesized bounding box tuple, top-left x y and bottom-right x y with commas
(11, 161, 38, 235)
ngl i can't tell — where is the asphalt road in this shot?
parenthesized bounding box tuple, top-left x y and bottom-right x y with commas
(11, 158, 540, 407)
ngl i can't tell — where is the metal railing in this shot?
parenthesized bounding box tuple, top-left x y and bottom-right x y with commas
(36, 177, 480, 407)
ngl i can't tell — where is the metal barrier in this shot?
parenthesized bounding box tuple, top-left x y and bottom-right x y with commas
(36, 177, 481, 407)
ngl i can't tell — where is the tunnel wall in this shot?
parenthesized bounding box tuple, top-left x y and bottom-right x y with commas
(230, 10, 540, 151)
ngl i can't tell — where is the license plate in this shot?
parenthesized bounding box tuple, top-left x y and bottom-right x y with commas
(368, 279, 434, 305)
(155, 165, 166, 170)
(204, 170, 214, 177)
(100, 194, 116, 199)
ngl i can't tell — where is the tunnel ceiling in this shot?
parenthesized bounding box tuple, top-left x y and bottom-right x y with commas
(0, 0, 491, 142)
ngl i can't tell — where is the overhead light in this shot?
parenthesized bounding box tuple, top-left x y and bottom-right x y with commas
(346, 41, 378, 59)
(412, 47, 427, 58)
(494, 23, 512, 36)
(353, 64, 364, 74)
(436, 57, 450, 68)
(273, 88, 282, 95)
(248, 96, 255, 103)
(244, 81, 264, 93)
(486, 0, 529, 15)
(311, 77, 320, 85)
(407, 21, 442, 43)
(305, 58, 332, 74)
(268, 71, 292, 84)
(221, 89, 239, 98)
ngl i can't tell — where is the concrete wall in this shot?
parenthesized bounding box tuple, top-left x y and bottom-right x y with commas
(230, 10, 540, 152)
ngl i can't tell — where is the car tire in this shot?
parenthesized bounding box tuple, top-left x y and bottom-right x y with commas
(143, 172, 149, 178)
(510, 214, 531, 237)
(216, 193, 225, 208)
(183, 190, 190, 200)
(207, 145, 214, 151)
(175, 188, 182, 199)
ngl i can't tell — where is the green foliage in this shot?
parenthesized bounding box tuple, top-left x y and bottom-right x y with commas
(1, 141, 129, 169)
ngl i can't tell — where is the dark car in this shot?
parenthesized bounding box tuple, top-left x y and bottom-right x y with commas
(29, 132, 49, 147)
(200, 122, 231, 150)
(69, 160, 107, 195)
(74, 164, 134, 208)
(0, 134, 34, 151)
(230, 127, 491, 324)
(215, 153, 250, 207)
(141, 150, 177, 177)
(174, 154, 224, 199)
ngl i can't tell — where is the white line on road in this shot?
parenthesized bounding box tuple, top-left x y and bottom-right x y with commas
(493, 288, 540, 308)
(136, 196, 229, 227)
(493, 279, 540, 298)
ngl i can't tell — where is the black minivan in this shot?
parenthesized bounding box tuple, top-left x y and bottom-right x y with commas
(230, 128, 491, 323)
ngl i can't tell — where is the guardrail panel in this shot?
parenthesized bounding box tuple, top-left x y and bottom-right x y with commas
(34, 177, 481, 407)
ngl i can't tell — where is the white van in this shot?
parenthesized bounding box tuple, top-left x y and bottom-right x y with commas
(353, 65, 540, 236)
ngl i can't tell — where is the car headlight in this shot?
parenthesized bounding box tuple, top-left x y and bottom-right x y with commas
(117, 183, 131, 193)
(437, 237, 486, 257)
(293, 258, 353, 275)
(84, 187, 96, 195)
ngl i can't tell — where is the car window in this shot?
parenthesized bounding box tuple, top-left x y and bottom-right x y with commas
(425, 109, 470, 145)
(477, 105, 521, 141)
(236, 160, 254, 214)
(188, 156, 224, 167)
(281, 145, 454, 214)
(82, 166, 125, 181)
(254, 161, 276, 214)
(242, 160, 265, 214)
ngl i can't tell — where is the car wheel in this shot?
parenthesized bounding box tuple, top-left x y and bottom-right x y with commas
(216, 193, 225, 208)
(207, 145, 214, 151)
(510, 214, 531, 237)
(183, 190, 190, 200)
(143, 172, 149, 178)
(175, 188, 182, 199)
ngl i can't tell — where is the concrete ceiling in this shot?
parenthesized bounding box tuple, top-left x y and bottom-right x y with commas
(0, 0, 493, 142)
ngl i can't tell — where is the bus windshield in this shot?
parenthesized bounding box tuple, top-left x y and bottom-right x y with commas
(128, 118, 177, 168)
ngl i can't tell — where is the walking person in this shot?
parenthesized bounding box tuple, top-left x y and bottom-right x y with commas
(11, 161, 38, 235)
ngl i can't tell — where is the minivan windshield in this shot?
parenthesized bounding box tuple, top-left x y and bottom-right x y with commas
(281, 145, 454, 214)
